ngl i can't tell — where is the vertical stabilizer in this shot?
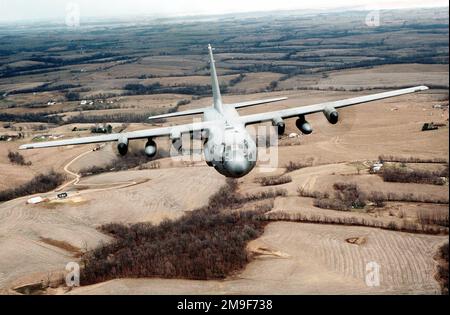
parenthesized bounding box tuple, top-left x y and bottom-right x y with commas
(208, 44, 223, 113)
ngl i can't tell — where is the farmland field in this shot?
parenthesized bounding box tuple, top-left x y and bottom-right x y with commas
(0, 7, 448, 295)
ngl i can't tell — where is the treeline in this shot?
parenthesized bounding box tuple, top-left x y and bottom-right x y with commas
(256, 175, 292, 186)
(379, 155, 448, 164)
(417, 209, 449, 228)
(124, 75, 247, 96)
(29, 52, 119, 65)
(79, 149, 169, 177)
(229, 63, 309, 76)
(0, 63, 60, 79)
(0, 171, 65, 202)
(298, 182, 366, 211)
(366, 190, 449, 205)
(124, 83, 212, 96)
(0, 111, 168, 125)
(9, 83, 80, 95)
(298, 182, 449, 210)
(8, 151, 31, 166)
(76, 103, 121, 111)
(80, 179, 268, 284)
(265, 210, 448, 235)
(65, 112, 165, 124)
(239, 188, 287, 204)
(319, 52, 448, 71)
(65, 91, 120, 102)
(0, 112, 62, 124)
(81, 207, 265, 284)
(436, 242, 449, 295)
(227, 50, 447, 82)
(285, 159, 314, 172)
(228, 73, 246, 86)
(65, 91, 81, 101)
(1, 53, 132, 78)
(381, 166, 448, 185)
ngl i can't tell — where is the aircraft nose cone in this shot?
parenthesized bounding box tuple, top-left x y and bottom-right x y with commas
(230, 160, 248, 175)
(329, 111, 339, 124)
(224, 156, 255, 178)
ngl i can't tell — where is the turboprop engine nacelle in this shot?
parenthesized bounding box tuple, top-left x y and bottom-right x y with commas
(323, 106, 339, 124)
(117, 136, 128, 156)
(272, 117, 285, 135)
(144, 138, 157, 158)
(296, 116, 312, 135)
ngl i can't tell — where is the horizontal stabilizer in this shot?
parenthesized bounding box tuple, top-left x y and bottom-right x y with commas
(230, 97, 287, 109)
(148, 97, 288, 121)
(148, 107, 206, 120)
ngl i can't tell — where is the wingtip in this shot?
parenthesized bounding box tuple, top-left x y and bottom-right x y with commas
(417, 85, 429, 92)
(148, 114, 166, 121)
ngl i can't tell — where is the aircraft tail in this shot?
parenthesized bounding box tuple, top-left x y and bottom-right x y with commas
(208, 44, 223, 113)
(148, 45, 225, 121)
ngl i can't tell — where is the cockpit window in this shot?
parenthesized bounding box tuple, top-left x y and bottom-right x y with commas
(223, 140, 251, 160)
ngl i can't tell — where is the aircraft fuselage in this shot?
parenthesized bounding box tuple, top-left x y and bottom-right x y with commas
(203, 105, 257, 178)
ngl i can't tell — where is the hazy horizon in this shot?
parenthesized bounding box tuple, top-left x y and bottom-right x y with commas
(0, 0, 448, 23)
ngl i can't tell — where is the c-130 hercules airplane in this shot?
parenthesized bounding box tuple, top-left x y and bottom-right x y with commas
(20, 45, 428, 178)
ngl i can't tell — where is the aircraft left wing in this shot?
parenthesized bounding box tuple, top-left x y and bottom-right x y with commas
(239, 86, 428, 125)
(19, 120, 218, 150)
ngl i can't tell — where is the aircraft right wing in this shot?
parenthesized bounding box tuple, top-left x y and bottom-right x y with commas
(239, 86, 428, 125)
(19, 120, 219, 150)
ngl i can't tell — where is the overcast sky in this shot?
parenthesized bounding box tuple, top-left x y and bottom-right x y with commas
(0, 0, 448, 22)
